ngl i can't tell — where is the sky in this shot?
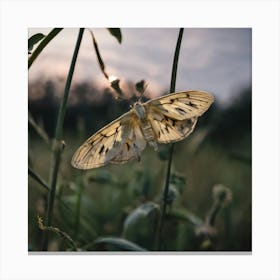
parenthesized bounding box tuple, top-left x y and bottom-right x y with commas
(28, 28, 252, 106)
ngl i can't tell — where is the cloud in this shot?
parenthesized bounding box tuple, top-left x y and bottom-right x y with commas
(28, 28, 251, 104)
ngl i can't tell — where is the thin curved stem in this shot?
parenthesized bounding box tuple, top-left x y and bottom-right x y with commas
(28, 167, 50, 191)
(42, 28, 84, 251)
(155, 28, 184, 250)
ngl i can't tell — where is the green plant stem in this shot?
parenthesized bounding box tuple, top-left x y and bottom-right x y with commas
(155, 28, 184, 251)
(155, 144, 174, 250)
(28, 167, 50, 191)
(170, 28, 184, 94)
(42, 28, 84, 251)
(28, 112, 50, 144)
(28, 28, 63, 69)
(28, 167, 73, 211)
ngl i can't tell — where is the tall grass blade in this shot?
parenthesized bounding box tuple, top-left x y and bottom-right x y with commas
(155, 28, 184, 250)
(42, 28, 84, 250)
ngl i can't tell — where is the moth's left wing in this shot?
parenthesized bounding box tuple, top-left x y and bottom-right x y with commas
(71, 111, 146, 169)
(109, 120, 147, 164)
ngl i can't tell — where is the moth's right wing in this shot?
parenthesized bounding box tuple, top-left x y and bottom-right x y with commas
(145, 90, 213, 143)
(71, 111, 146, 169)
(147, 111, 198, 143)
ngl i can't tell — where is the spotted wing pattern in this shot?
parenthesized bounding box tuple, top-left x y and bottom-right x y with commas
(71, 111, 146, 169)
(145, 90, 213, 143)
(148, 114, 198, 143)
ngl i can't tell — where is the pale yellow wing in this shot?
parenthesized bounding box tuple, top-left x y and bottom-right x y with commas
(145, 90, 213, 143)
(148, 115, 198, 143)
(71, 111, 146, 169)
(109, 121, 147, 164)
(145, 90, 214, 121)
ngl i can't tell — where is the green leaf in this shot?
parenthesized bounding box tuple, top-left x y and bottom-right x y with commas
(94, 237, 147, 251)
(107, 28, 122, 43)
(124, 202, 159, 229)
(123, 202, 159, 250)
(28, 33, 45, 53)
(28, 28, 63, 69)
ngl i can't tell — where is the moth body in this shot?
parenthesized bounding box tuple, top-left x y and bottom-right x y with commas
(133, 102, 146, 119)
(134, 102, 158, 150)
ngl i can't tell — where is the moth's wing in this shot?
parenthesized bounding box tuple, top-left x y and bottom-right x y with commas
(145, 90, 213, 143)
(71, 111, 146, 169)
(145, 90, 214, 121)
(148, 112, 198, 143)
(109, 118, 147, 164)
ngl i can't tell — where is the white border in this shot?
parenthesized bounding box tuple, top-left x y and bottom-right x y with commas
(1, 1, 279, 280)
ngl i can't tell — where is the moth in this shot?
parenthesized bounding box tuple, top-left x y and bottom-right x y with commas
(72, 90, 214, 169)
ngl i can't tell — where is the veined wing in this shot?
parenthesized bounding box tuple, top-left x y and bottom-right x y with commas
(145, 90, 213, 143)
(110, 120, 147, 164)
(145, 90, 214, 121)
(148, 113, 198, 143)
(71, 111, 146, 169)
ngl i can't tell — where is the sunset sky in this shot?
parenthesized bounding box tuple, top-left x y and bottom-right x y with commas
(28, 28, 251, 105)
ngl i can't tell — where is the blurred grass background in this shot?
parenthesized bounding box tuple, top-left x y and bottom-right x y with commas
(28, 79, 251, 251)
